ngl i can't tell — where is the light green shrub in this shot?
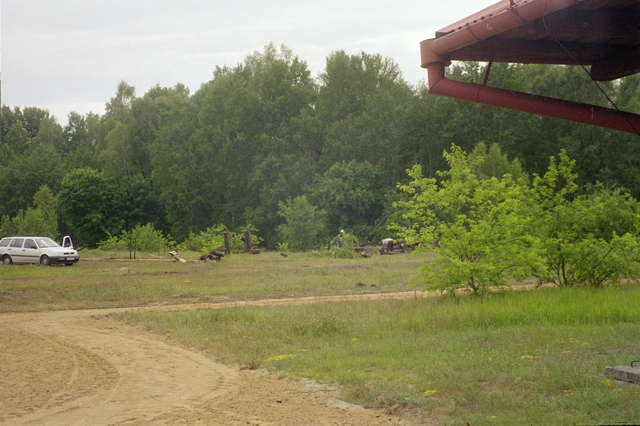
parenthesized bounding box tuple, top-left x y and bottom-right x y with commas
(98, 223, 173, 252)
(177, 225, 227, 252)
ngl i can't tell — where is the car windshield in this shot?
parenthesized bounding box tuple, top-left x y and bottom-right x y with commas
(35, 238, 60, 248)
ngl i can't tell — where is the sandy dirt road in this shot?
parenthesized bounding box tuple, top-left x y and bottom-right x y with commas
(0, 292, 425, 425)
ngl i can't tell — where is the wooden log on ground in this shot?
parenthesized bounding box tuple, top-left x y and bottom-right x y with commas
(200, 246, 226, 261)
(169, 250, 187, 263)
(202, 254, 221, 261)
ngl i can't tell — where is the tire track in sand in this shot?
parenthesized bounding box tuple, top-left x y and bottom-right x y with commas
(1, 292, 418, 425)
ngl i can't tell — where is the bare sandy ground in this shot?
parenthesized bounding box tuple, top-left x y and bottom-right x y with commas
(0, 292, 427, 425)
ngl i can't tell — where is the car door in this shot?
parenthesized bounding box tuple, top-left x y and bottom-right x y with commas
(7, 238, 25, 263)
(21, 238, 41, 263)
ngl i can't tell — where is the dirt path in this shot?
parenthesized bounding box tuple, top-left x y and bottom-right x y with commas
(0, 292, 426, 425)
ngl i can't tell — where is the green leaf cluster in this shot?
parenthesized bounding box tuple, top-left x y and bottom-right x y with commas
(395, 145, 640, 292)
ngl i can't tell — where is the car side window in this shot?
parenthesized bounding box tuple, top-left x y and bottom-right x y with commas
(10, 239, 24, 248)
(24, 239, 37, 249)
(0, 238, 10, 247)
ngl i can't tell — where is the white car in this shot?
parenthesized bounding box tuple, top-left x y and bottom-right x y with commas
(0, 236, 79, 266)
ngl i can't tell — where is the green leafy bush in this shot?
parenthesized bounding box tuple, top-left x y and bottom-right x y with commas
(277, 196, 326, 251)
(394, 145, 640, 292)
(177, 225, 227, 252)
(275, 242, 290, 252)
(98, 223, 174, 253)
(531, 153, 640, 287)
(394, 145, 538, 292)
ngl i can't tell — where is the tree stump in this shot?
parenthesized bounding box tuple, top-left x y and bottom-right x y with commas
(242, 230, 253, 253)
(223, 231, 231, 255)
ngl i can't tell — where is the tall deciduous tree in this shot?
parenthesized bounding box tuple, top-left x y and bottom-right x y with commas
(96, 81, 138, 179)
(0, 143, 64, 218)
(57, 168, 113, 246)
(148, 84, 201, 240)
(316, 51, 412, 176)
(111, 174, 165, 233)
(310, 160, 385, 237)
(0, 185, 59, 238)
(62, 112, 99, 170)
(191, 43, 318, 245)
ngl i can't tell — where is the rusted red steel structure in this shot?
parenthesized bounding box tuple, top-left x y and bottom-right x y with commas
(420, 0, 640, 133)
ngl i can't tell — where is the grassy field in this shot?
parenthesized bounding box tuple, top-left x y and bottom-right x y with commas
(2, 250, 639, 424)
(0, 250, 424, 312)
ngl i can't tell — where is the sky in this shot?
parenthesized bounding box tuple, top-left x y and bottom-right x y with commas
(1, 0, 492, 126)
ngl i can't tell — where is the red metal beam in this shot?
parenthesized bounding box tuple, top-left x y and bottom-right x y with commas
(425, 63, 640, 134)
(420, 0, 640, 134)
(428, 0, 584, 59)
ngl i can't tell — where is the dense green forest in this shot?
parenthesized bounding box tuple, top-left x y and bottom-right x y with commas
(2, 43, 640, 249)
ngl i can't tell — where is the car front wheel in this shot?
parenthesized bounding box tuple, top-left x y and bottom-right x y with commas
(40, 255, 51, 266)
(2, 255, 12, 265)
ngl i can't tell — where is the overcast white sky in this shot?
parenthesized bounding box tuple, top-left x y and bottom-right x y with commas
(1, 0, 492, 126)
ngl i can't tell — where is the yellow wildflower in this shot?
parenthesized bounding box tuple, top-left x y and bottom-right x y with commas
(265, 354, 294, 362)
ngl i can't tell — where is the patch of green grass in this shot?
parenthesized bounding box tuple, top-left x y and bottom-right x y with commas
(0, 251, 425, 312)
(121, 285, 640, 425)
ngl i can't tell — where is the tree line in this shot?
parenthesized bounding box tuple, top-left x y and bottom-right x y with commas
(1, 43, 639, 249)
